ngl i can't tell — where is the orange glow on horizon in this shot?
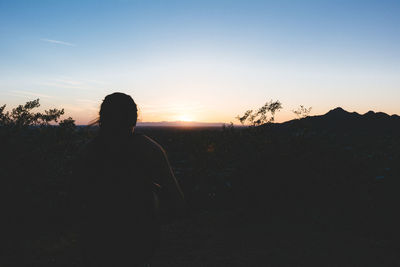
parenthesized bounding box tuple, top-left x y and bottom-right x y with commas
(176, 114, 194, 122)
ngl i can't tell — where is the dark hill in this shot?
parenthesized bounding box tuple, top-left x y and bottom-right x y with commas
(265, 107, 400, 135)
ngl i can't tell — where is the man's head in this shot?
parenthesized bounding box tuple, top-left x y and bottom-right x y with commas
(99, 92, 138, 133)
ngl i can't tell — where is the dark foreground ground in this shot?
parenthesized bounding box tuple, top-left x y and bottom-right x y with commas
(152, 211, 399, 267)
(2, 108, 400, 266)
(18, 209, 399, 267)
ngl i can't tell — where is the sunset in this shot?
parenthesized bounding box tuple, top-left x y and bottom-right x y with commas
(2, 1, 400, 266)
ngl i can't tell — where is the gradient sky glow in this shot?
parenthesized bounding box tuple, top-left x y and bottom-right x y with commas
(1, 0, 399, 124)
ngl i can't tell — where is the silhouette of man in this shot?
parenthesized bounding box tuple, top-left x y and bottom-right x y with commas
(71, 92, 185, 266)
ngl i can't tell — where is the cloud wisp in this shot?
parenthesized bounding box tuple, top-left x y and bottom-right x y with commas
(10, 90, 55, 99)
(40, 38, 76, 47)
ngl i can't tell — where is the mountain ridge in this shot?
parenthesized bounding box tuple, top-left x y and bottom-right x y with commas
(271, 107, 400, 134)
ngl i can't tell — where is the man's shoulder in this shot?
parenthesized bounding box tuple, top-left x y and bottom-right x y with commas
(133, 133, 166, 156)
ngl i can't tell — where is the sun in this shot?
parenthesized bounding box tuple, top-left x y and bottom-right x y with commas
(177, 115, 193, 122)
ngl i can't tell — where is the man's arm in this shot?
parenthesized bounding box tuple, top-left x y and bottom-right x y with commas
(143, 135, 186, 217)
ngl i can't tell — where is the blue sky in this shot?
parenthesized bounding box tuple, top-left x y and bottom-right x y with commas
(0, 0, 399, 124)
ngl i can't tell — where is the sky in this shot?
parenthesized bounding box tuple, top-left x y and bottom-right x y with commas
(0, 0, 399, 124)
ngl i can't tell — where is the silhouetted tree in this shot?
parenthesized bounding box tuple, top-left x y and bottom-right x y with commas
(0, 99, 66, 127)
(59, 117, 76, 129)
(236, 100, 282, 126)
(0, 104, 11, 126)
(293, 105, 312, 119)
